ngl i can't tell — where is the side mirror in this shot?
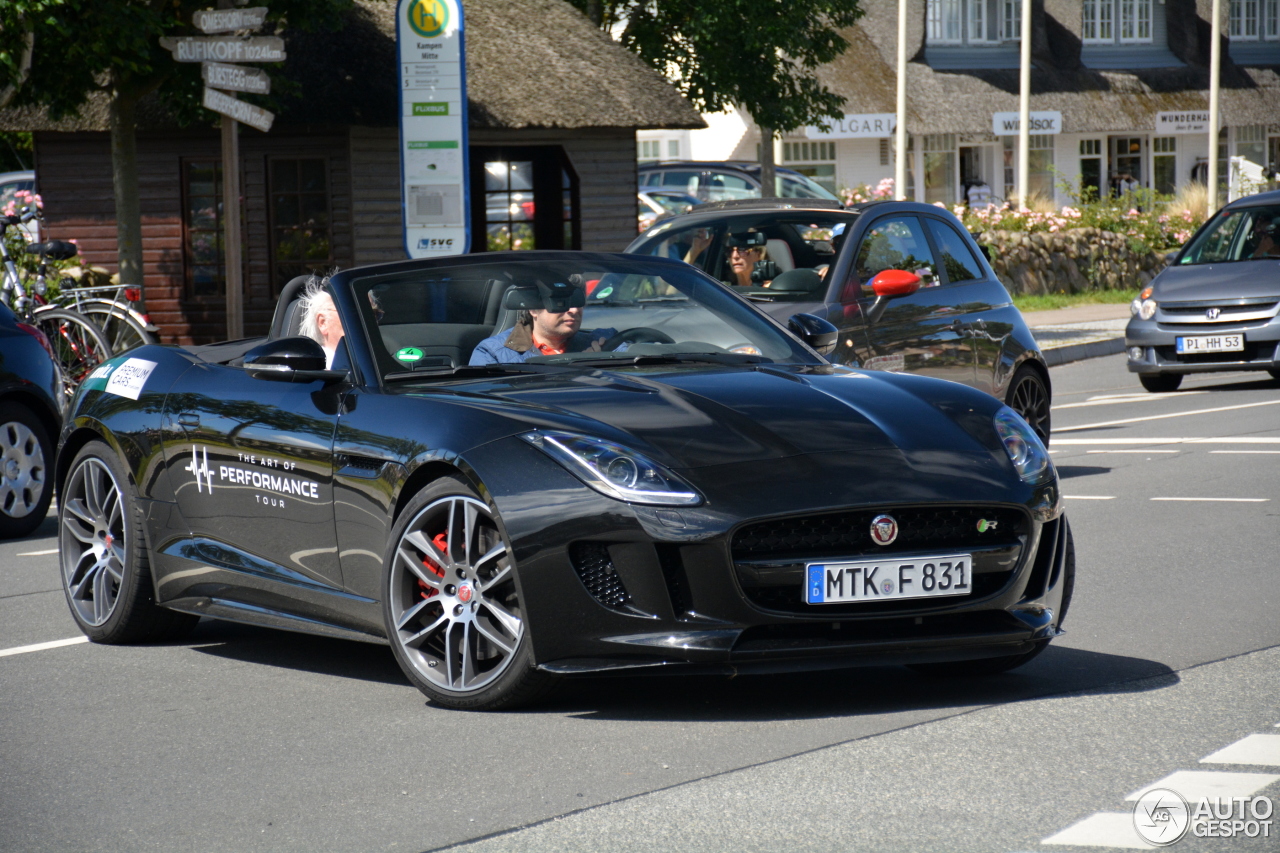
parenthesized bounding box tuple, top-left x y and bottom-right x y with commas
(244, 336, 348, 384)
(978, 243, 993, 262)
(1164, 250, 1179, 264)
(865, 269, 922, 324)
(788, 312, 839, 356)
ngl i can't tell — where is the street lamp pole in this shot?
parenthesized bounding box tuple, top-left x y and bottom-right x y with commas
(895, 0, 907, 200)
(1017, 0, 1031, 210)
(1207, 0, 1222, 213)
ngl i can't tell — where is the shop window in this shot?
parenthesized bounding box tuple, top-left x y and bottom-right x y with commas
(1080, 139, 1103, 199)
(1236, 125, 1268, 167)
(923, 134, 956, 205)
(637, 139, 661, 162)
(1027, 135, 1055, 201)
(471, 146, 578, 252)
(1230, 0, 1279, 39)
(1110, 136, 1145, 194)
(1084, 0, 1152, 44)
(667, 139, 680, 158)
(268, 158, 332, 295)
(1152, 136, 1177, 195)
(182, 160, 224, 300)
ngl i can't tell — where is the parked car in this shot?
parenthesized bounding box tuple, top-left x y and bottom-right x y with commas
(0, 299, 62, 538)
(637, 189, 699, 231)
(626, 199, 1053, 442)
(1126, 188, 1280, 392)
(639, 161, 842, 204)
(56, 251, 1072, 711)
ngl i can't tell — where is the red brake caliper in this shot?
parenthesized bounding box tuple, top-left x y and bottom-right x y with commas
(418, 532, 448, 600)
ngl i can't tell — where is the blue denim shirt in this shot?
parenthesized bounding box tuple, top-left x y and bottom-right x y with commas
(469, 326, 619, 365)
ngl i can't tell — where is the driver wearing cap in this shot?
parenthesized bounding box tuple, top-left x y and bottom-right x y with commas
(470, 280, 615, 365)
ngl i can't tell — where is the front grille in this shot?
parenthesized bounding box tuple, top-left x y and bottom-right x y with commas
(731, 505, 1029, 616)
(569, 542, 631, 610)
(732, 506, 1027, 561)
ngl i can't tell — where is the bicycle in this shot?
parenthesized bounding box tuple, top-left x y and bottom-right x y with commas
(1, 209, 113, 405)
(57, 282, 157, 354)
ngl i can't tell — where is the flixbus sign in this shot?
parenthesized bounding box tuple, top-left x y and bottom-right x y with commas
(412, 102, 448, 116)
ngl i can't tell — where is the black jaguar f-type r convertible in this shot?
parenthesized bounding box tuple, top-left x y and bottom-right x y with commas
(57, 252, 1072, 710)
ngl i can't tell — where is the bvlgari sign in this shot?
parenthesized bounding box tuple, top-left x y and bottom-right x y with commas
(805, 113, 897, 139)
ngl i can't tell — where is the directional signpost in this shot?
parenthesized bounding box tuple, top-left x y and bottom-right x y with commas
(397, 0, 470, 257)
(161, 6, 279, 339)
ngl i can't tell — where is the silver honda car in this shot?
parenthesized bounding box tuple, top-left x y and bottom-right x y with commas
(1126, 188, 1280, 392)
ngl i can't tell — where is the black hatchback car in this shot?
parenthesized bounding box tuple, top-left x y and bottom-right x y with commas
(626, 199, 1052, 441)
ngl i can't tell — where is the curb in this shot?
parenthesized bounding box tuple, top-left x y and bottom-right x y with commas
(1041, 337, 1125, 367)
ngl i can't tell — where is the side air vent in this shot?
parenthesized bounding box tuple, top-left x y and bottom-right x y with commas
(569, 542, 632, 610)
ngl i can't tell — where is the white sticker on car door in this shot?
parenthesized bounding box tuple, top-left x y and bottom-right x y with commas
(104, 358, 157, 400)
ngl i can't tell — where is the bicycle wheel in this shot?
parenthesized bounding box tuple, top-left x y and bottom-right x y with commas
(34, 308, 113, 404)
(78, 302, 154, 354)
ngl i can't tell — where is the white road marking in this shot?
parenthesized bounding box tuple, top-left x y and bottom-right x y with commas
(1125, 770, 1280, 802)
(1063, 495, 1116, 500)
(1210, 450, 1280, 454)
(1055, 399, 1280, 433)
(1041, 813, 1152, 849)
(0, 636, 89, 658)
(1086, 450, 1179, 454)
(1052, 437, 1280, 445)
(1150, 497, 1269, 503)
(16, 548, 58, 556)
(1054, 391, 1204, 410)
(1201, 734, 1280, 766)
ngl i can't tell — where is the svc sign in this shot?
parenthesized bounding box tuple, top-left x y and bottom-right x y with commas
(992, 111, 1063, 135)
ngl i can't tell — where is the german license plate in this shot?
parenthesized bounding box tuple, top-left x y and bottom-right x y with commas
(805, 555, 971, 604)
(1176, 334, 1243, 354)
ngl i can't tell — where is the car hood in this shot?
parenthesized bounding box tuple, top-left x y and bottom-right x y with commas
(430, 365, 1004, 471)
(1155, 259, 1280, 301)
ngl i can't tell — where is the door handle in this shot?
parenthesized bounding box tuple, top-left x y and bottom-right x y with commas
(178, 413, 200, 427)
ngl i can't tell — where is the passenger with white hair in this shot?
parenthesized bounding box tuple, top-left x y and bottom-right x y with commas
(298, 276, 344, 368)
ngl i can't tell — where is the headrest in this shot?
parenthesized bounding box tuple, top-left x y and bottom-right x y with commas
(767, 268, 824, 293)
(502, 282, 584, 313)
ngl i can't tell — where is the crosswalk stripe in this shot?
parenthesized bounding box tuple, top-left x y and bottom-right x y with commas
(1125, 770, 1280, 802)
(1201, 734, 1280, 766)
(1040, 812, 1152, 849)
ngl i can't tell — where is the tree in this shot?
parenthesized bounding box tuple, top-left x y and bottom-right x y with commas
(568, 0, 864, 196)
(0, 0, 350, 306)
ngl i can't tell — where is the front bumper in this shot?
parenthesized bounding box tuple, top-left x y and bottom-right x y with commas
(1125, 315, 1280, 376)
(476, 438, 1069, 675)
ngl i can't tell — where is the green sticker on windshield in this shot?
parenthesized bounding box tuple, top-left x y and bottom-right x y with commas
(395, 347, 424, 363)
(595, 286, 613, 299)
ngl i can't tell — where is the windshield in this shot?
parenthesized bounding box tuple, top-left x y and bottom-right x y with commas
(1179, 204, 1280, 264)
(346, 256, 819, 382)
(632, 213, 857, 301)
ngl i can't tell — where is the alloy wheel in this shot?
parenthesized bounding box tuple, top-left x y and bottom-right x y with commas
(388, 495, 524, 694)
(1008, 370, 1050, 444)
(0, 420, 46, 519)
(60, 457, 126, 626)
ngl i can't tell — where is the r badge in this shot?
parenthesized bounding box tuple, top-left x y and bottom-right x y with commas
(869, 514, 898, 546)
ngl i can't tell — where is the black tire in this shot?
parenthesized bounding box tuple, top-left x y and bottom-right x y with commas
(34, 308, 113, 404)
(78, 303, 154, 355)
(0, 402, 54, 539)
(910, 523, 1075, 677)
(1268, 369, 1280, 382)
(1139, 373, 1182, 393)
(382, 475, 555, 710)
(1005, 365, 1051, 445)
(59, 440, 198, 643)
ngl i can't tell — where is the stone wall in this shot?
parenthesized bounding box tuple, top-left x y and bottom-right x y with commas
(976, 228, 1169, 295)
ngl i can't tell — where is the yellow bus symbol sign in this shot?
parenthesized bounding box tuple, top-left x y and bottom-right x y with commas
(407, 0, 448, 38)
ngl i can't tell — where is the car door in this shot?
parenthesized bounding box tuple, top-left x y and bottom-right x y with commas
(847, 213, 977, 386)
(161, 358, 344, 589)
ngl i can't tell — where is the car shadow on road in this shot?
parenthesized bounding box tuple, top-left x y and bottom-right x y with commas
(1054, 465, 1112, 479)
(184, 619, 410, 686)
(543, 645, 1177, 723)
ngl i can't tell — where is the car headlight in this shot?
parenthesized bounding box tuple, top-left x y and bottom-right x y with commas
(1133, 286, 1156, 320)
(993, 407, 1053, 484)
(1139, 299, 1157, 320)
(522, 431, 702, 506)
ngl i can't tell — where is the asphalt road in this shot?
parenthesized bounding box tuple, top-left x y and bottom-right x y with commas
(2, 355, 1277, 852)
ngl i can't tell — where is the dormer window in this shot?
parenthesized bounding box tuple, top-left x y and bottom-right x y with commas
(1083, 0, 1153, 44)
(1229, 0, 1279, 40)
(926, 0, 1021, 45)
